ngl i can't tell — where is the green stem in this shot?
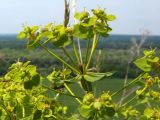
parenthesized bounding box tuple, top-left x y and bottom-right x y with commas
(85, 34, 97, 70)
(71, 39, 81, 65)
(95, 34, 100, 45)
(77, 38, 83, 64)
(42, 85, 82, 99)
(85, 38, 91, 68)
(64, 83, 82, 104)
(121, 86, 147, 107)
(38, 43, 80, 74)
(111, 73, 145, 96)
(62, 47, 76, 66)
(22, 106, 25, 118)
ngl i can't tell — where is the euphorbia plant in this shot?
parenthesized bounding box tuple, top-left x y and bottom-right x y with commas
(0, 0, 160, 119)
(18, 0, 115, 94)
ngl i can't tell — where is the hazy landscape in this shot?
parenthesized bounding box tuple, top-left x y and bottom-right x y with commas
(0, 34, 160, 77)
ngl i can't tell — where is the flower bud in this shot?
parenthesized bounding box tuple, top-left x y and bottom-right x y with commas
(83, 93, 94, 104)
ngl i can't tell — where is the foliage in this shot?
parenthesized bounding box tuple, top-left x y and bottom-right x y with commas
(17, 5, 116, 93)
(0, 61, 68, 119)
(0, 0, 160, 119)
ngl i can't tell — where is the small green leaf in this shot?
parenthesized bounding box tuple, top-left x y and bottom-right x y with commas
(81, 17, 97, 27)
(105, 106, 115, 117)
(73, 24, 88, 39)
(24, 81, 33, 89)
(83, 72, 113, 82)
(143, 50, 155, 57)
(83, 93, 94, 104)
(93, 101, 102, 110)
(134, 57, 152, 72)
(78, 105, 94, 119)
(101, 92, 112, 101)
(42, 31, 53, 39)
(31, 74, 40, 86)
(74, 11, 89, 21)
(95, 22, 110, 37)
(139, 115, 148, 120)
(24, 74, 40, 89)
(37, 102, 45, 110)
(107, 14, 116, 21)
(25, 65, 37, 75)
(74, 12, 84, 20)
(51, 25, 71, 47)
(144, 108, 154, 118)
(62, 69, 72, 76)
(147, 57, 159, 63)
(47, 71, 57, 81)
(73, 24, 93, 39)
(17, 32, 26, 39)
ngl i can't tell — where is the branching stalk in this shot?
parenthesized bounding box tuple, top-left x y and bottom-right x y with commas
(64, 83, 82, 104)
(42, 85, 82, 99)
(119, 62, 130, 106)
(85, 38, 91, 67)
(121, 86, 147, 107)
(38, 43, 80, 74)
(77, 39, 83, 64)
(62, 47, 76, 66)
(71, 39, 81, 64)
(111, 73, 145, 96)
(85, 34, 97, 70)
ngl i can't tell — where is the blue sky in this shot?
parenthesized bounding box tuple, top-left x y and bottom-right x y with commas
(0, 0, 160, 35)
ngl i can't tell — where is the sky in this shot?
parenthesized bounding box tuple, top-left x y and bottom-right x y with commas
(0, 0, 160, 35)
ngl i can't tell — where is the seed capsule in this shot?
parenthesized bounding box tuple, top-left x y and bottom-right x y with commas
(66, 27, 73, 33)
(146, 79, 153, 87)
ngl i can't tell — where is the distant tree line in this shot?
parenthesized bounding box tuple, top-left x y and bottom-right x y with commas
(0, 34, 159, 78)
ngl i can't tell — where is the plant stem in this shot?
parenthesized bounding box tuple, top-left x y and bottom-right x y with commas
(119, 62, 130, 106)
(121, 86, 147, 107)
(64, 83, 82, 104)
(38, 43, 80, 74)
(42, 85, 82, 99)
(71, 39, 81, 65)
(95, 34, 100, 45)
(111, 73, 145, 96)
(77, 38, 83, 64)
(85, 38, 91, 68)
(85, 34, 97, 70)
(62, 47, 76, 66)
